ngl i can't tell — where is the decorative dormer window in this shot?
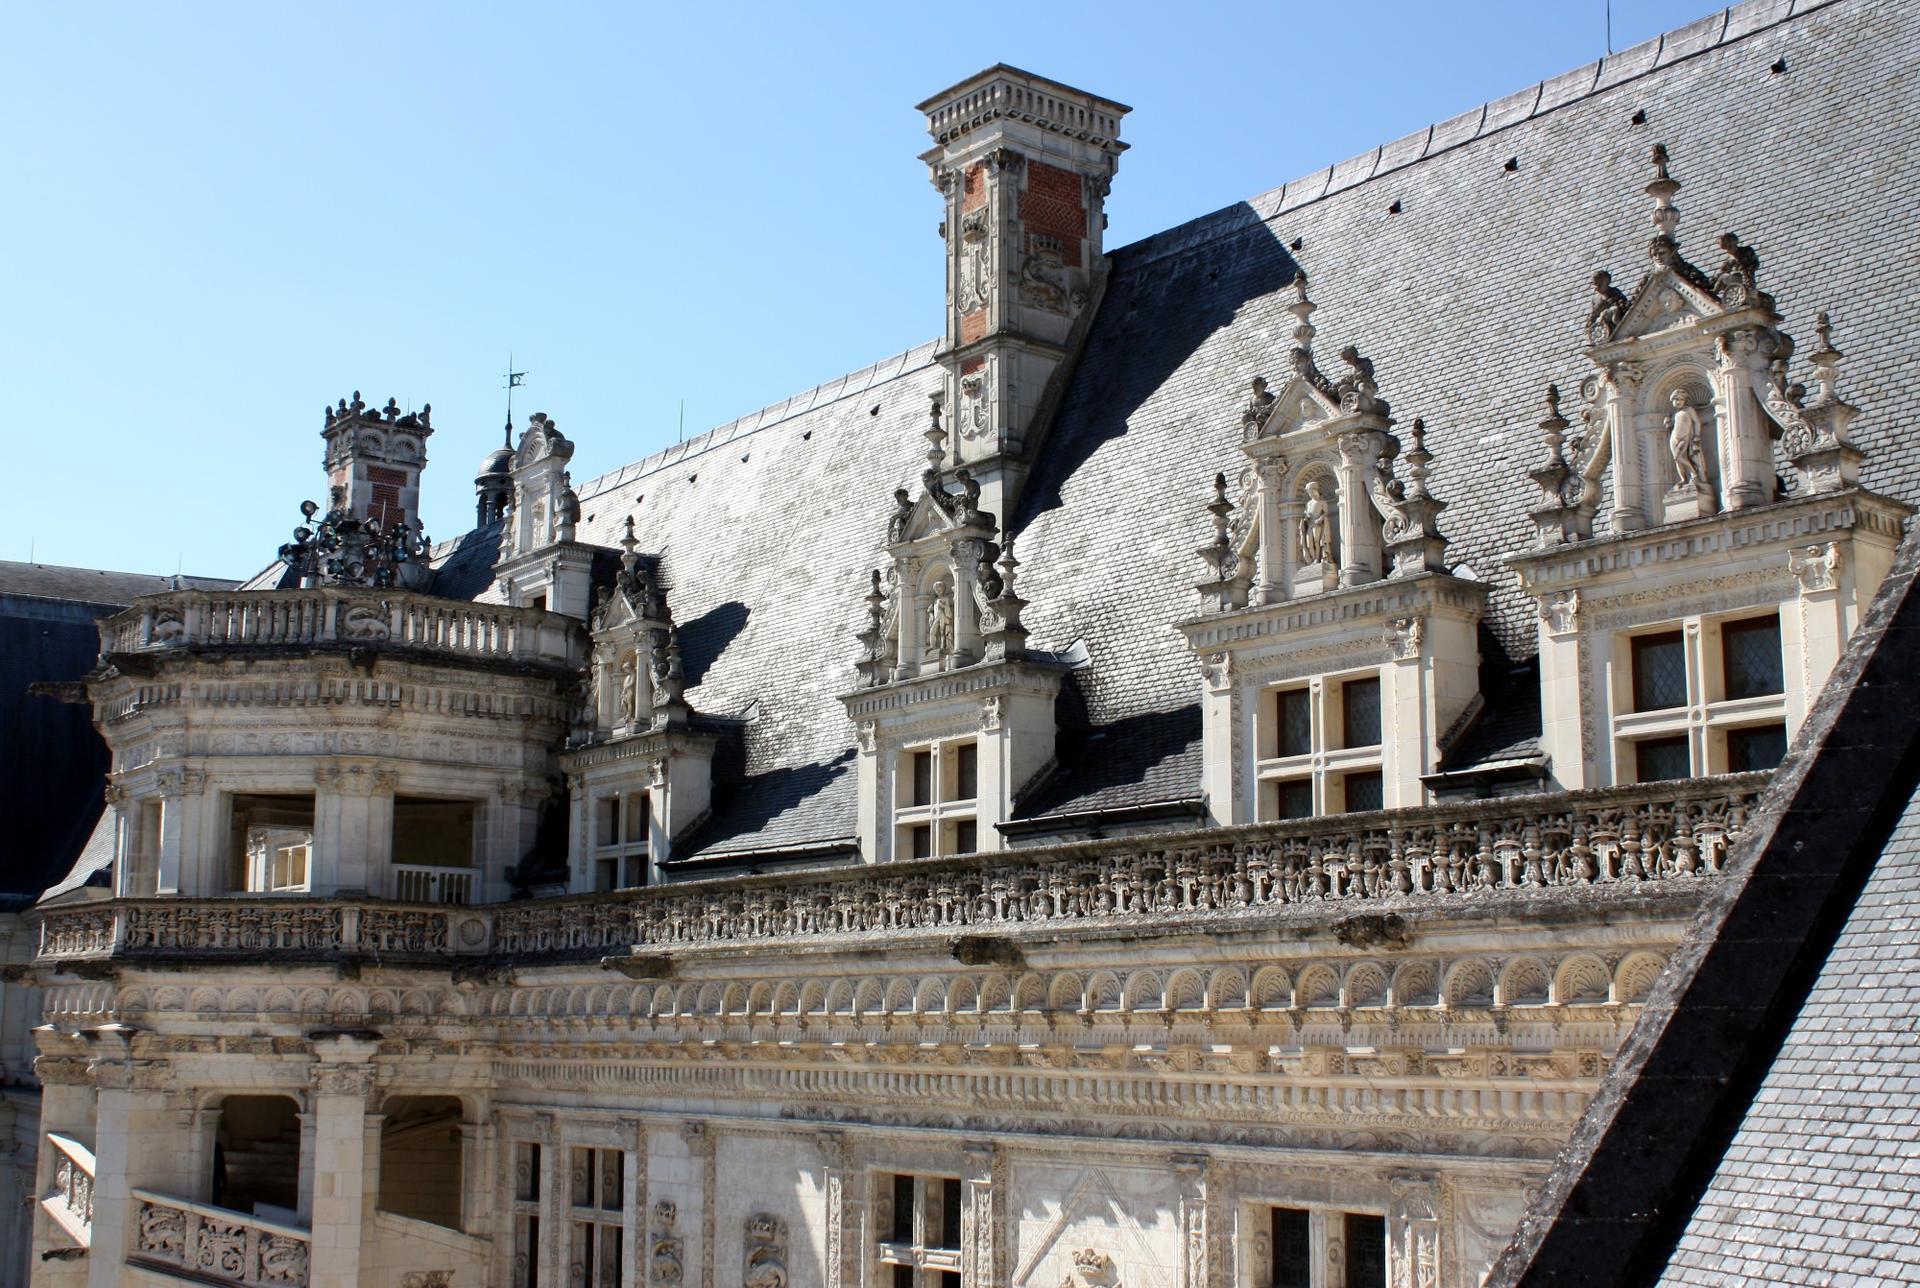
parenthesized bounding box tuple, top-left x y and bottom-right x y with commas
(1181, 275, 1484, 823)
(493, 412, 594, 619)
(560, 519, 715, 888)
(841, 399, 1064, 861)
(1514, 145, 1912, 790)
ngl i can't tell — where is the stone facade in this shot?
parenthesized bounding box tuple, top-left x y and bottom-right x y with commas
(20, 3, 1920, 1286)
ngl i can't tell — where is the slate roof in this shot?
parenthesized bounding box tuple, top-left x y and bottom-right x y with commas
(243, 0, 1920, 860)
(0, 561, 236, 605)
(1488, 494, 1920, 1285)
(1661, 779, 1920, 1282)
(2, 563, 240, 899)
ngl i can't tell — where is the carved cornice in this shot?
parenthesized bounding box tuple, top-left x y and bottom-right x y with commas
(840, 656, 1068, 721)
(1178, 572, 1484, 655)
(1509, 488, 1910, 592)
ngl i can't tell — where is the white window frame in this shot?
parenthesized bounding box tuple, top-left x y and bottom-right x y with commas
(893, 739, 979, 859)
(1254, 669, 1386, 820)
(1612, 610, 1788, 782)
(592, 790, 650, 890)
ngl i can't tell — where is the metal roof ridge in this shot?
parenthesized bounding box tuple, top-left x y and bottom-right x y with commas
(575, 338, 941, 503)
(1109, 0, 1831, 273)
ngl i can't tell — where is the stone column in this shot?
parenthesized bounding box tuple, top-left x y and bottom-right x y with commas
(308, 1034, 379, 1288)
(1171, 1153, 1214, 1288)
(1386, 1171, 1443, 1288)
(681, 1121, 716, 1288)
(85, 1038, 176, 1288)
(296, 1110, 317, 1220)
(816, 1130, 855, 1288)
(312, 764, 396, 897)
(1253, 455, 1292, 606)
(1713, 329, 1772, 511)
(1336, 430, 1385, 588)
(960, 1142, 1003, 1288)
(1604, 368, 1647, 532)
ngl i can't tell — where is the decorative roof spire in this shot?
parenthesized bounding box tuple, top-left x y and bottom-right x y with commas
(1647, 142, 1681, 242)
(1287, 271, 1317, 357)
(925, 392, 949, 476)
(1786, 310, 1864, 492)
(1527, 384, 1593, 547)
(619, 515, 640, 573)
(1196, 472, 1243, 609)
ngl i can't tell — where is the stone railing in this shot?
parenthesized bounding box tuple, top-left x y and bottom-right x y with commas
(130, 1189, 309, 1286)
(34, 776, 1766, 967)
(36, 899, 486, 961)
(43, 1132, 95, 1247)
(97, 588, 584, 671)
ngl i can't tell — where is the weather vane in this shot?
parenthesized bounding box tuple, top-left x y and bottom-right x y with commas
(503, 355, 527, 447)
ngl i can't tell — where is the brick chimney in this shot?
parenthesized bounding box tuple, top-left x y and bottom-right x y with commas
(320, 392, 433, 532)
(918, 66, 1128, 518)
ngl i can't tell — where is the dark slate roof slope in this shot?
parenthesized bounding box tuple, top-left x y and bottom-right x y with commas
(1660, 779, 1920, 1282)
(1488, 513, 1920, 1285)
(0, 561, 236, 604)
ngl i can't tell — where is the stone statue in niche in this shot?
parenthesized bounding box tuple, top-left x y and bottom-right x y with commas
(926, 581, 956, 667)
(620, 653, 639, 724)
(1667, 388, 1709, 490)
(1299, 479, 1336, 566)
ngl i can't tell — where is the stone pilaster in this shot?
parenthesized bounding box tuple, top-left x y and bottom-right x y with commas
(1387, 1171, 1444, 1288)
(961, 1142, 1004, 1288)
(307, 1034, 379, 1288)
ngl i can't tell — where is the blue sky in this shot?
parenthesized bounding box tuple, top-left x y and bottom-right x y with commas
(3, 0, 1719, 577)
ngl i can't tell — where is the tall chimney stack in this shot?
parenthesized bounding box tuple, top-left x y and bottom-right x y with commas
(918, 67, 1128, 519)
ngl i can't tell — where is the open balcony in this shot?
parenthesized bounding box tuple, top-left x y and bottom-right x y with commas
(34, 773, 1768, 968)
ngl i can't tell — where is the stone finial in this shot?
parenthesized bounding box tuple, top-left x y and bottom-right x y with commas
(980, 535, 1029, 661)
(1528, 384, 1593, 546)
(1647, 143, 1680, 241)
(1380, 417, 1449, 577)
(1786, 310, 1863, 492)
(1196, 472, 1240, 609)
(925, 392, 949, 476)
(1286, 272, 1317, 356)
(651, 627, 690, 728)
(619, 516, 640, 571)
(855, 569, 892, 687)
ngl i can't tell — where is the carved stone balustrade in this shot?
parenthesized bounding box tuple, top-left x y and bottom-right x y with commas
(35, 775, 1765, 968)
(97, 587, 586, 674)
(36, 899, 492, 963)
(44, 1132, 95, 1248)
(130, 1189, 311, 1286)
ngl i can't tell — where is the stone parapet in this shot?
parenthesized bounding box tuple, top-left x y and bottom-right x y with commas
(96, 587, 586, 674)
(34, 775, 1764, 967)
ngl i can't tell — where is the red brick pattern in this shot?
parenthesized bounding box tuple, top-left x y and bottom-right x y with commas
(1019, 160, 1085, 269)
(960, 356, 985, 376)
(963, 163, 986, 213)
(961, 310, 987, 345)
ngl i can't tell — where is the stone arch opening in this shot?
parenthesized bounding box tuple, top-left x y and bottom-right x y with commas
(377, 1095, 467, 1230)
(212, 1094, 301, 1218)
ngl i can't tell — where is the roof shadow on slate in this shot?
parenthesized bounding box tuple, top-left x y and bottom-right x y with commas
(676, 599, 750, 689)
(427, 521, 505, 601)
(676, 748, 858, 861)
(1017, 704, 1204, 819)
(1015, 201, 1297, 530)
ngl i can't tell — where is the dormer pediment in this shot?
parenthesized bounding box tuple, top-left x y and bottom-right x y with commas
(1601, 265, 1725, 349)
(1244, 372, 1340, 445)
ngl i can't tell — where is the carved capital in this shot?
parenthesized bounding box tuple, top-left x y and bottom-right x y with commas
(315, 764, 397, 797)
(1384, 617, 1425, 661)
(1788, 541, 1842, 594)
(311, 1062, 377, 1098)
